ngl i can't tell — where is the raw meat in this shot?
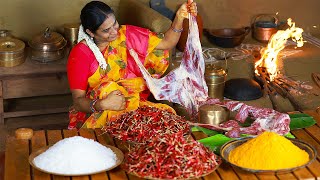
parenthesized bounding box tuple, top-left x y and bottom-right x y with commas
(129, 13, 208, 116)
(129, 12, 291, 138)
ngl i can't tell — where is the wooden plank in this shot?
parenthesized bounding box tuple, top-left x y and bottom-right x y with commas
(290, 129, 318, 179)
(4, 107, 69, 118)
(292, 167, 315, 180)
(277, 173, 297, 179)
(4, 136, 30, 180)
(31, 130, 51, 180)
(46, 130, 70, 180)
(62, 129, 78, 138)
(232, 168, 258, 180)
(306, 159, 320, 178)
(95, 129, 127, 180)
(203, 171, 221, 180)
(216, 162, 239, 180)
(2, 74, 69, 99)
(255, 174, 279, 180)
(0, 53, 67, 78)
(0, 80, 3, 124)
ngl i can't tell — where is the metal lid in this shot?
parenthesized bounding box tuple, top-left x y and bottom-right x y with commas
(28, 27, 67, 51)
(0, 30, 10, 38)
(0, 37, 25, 53)
(205, 64, 226, 76)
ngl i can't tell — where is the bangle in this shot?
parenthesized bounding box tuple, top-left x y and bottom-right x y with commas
(89, 99, 99, 113)
(171, 26, 183, 33)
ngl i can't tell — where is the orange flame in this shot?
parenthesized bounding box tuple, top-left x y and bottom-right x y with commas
(255, 18, 304, 81)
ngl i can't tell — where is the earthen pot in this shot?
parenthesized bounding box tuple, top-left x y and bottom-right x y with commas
(176, 15, 203, 52)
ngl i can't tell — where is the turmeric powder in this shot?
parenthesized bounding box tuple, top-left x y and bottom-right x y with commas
(229, 131, 309, 170)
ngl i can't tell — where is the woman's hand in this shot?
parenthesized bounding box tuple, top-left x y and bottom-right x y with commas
(176, 2, 197, 19)
(100, 90, 126, 111)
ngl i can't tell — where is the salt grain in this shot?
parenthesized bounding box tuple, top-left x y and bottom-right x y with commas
(33, 136, 117, 175)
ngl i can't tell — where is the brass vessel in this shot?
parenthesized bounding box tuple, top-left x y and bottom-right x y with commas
(63, 23, 80, 49)
(199, 104, 229, 125)
(205, 63, 227, 100)
(0, 37, 25, 67)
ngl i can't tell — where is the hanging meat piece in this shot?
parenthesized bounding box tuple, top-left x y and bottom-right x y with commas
(129, 14, 208, 116)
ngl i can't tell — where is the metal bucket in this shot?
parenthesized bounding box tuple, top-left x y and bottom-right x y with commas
(205, 63, 227, 100)
(252, 14, 279, 43)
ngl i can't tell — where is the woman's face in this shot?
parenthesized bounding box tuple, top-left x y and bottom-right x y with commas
(94, 14, 119, 43)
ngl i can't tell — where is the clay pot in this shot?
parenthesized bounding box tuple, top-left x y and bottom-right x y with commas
(176, 15, 203, 52)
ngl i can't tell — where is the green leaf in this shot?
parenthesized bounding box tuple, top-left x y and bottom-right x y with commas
(191, 126, 220, 136)
(284, 132, 295, 139)
(289, 113, 316, 130)
(198, 134, 234, 154)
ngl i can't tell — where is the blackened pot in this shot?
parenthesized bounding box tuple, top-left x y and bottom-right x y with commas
(204, 27, 250, 48)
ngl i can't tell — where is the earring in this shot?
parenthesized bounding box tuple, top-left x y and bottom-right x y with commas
(90, 37, 93, 40)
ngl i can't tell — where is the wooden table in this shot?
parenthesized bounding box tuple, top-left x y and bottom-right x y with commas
(4, 110, 320, 180)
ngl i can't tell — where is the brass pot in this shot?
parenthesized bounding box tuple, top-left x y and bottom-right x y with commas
(28, 27, 67, 63)
(205, 63, 227, 100)
(63, 23, 80, 49)
(199, 104, 229, 125)
(0, 37, 25, 67)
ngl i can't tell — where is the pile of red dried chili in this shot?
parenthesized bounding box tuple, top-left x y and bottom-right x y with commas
(102, 106, 190, 144)
(122, 131, 221, 179)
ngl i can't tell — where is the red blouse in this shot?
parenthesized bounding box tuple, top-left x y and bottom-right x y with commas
(67, 43, 100, 90)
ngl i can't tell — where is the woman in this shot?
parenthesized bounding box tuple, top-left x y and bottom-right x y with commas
(67, 1, 197, 129)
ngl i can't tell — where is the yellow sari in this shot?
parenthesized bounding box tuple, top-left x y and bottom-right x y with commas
(68, 25, 174, 129)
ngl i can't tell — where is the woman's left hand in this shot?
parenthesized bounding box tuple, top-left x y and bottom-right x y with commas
(176, 2, 197, 19)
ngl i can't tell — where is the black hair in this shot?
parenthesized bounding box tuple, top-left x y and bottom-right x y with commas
(80, 1, 114, 33)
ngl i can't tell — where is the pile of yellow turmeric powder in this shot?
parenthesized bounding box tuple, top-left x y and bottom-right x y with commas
(229, 131, 309, 170)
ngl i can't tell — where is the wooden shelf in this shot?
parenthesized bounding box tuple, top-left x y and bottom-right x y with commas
(3, 94, 72, 119)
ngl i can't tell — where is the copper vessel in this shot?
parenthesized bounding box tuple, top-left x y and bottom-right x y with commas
(29, 27, 67, 63)
(252, 14, 279, 43)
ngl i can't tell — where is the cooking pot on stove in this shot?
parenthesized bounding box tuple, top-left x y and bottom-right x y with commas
(29, 27, 67, 63)
(252, 14, 279, 43)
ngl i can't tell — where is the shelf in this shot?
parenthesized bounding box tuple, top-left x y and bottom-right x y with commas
(4, 94, 72, 119)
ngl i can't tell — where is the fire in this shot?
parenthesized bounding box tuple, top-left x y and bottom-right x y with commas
(255, 18, 304, 81)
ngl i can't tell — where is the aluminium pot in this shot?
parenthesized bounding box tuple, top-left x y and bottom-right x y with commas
(28, 27, 67, 63)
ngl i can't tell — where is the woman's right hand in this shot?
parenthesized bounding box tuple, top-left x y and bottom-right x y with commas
(100, 90, 126, 111)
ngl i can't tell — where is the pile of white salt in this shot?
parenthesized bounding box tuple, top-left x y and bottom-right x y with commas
(33, 136, 117, 175)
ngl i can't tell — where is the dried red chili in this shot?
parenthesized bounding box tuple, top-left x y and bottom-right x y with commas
(102, 106, 190, 144)
(122, 132, 221, 179)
